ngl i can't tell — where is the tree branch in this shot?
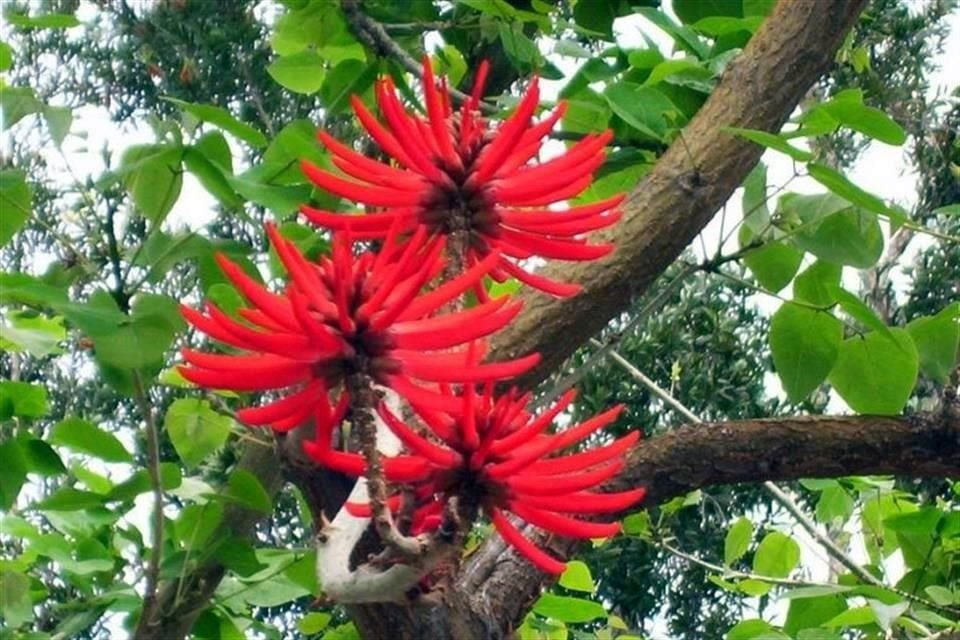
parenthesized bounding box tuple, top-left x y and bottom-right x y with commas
(348, 406, 960, 639)
(340, 0, 497, 114)
(489, 0, 871, 387)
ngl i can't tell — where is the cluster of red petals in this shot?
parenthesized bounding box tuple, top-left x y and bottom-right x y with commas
(298, 58, 623, 298)
(179, 225, 539, 430)
(303, 373, 645, 575)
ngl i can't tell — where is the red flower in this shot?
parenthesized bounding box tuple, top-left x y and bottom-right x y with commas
(179, 226, 539, 431)
(304, 369, 645, 575)
(298, 58, 623, 298)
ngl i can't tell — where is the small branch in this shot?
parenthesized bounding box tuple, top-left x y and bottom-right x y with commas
(340, 0, 497, 114)
(536, 263, 697, 408)
(600, 348, 958, 615)
(316, 390, 450, 602)
(131, 372, 164, 638)
(655, 536, 828, 590)
(348, 375, 426, 559)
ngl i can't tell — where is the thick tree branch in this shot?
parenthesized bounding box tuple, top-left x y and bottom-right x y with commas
(490, 0, 870, 386)
(435, 408, 960, 640)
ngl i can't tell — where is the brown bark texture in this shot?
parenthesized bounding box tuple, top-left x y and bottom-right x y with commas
(348, 408, 960, 640)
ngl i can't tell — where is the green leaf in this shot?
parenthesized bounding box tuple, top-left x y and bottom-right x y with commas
(924, 586, 955, 606)
(165, 399, 234, 469)
(59, 291, 183, 370)
(741, 162, 769, 232)
(0, 272, 69, 307)
(0, 312, 66, 356)
(0, 440, 27, 510)
(20, 438, 66, 476)
(724, 127, 812, 161)
(815, 486, 854, 525)
(906, 303, 959, 384)
(823, 605, 876, 627)
(268, 50, 326, 94)
(819, 90, 906, 145)
(175, 502, 224, 549)
(533, 594, 606, 623)
(0, 85, 42, 129)
(49, 417, 133, 463)
(0, 570, 33, 628)
(298, 612, 331, 635)
(0, 381, 49, 419)
(737, 578, 772, 597)
(604, 82, 674, 140)
(228, 173, 311, 215)
(622, 511, 651, 537)
(769, 303, 842, 402)
(742, 240, 803, 292)
(165, 98, 267, 148)
(7, 12, 80, 29)
(793, 261, 842, 307)
(498, 21, 542, 70)
(724, 517, 753, 565)
(807, 163, 906, 224)
(261, 119, 328, 185)
(213, 538, 267, 577)
(43, 105, 72, 147)
(559, 561, 595, 593)
(194, 130, 234, 173)
(320, 59, 377, 115)
(785, 595, 848, 638)
(36, 487, 105, 511)
(727, 619, 789, 640)
(753, 531, 800, 578)
(780, 585, 852, 599)
(932, 203, 960, 216)
(829, 286, 889, 336)
(674, 0, 743, 24)
(184, 147, 241, 208)
(0, 169, 32, 248)
(120, 144, 183, 225)
(571, 0, 624, 39)
(0, 42, 13, 71)
(635, 7, 710, 59)
(828, 328, 919, 415)
(791, 208, 883, 268)
(222, 468, 273, 513)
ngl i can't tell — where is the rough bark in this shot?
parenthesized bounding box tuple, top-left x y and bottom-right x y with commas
(348, 407, 960, 639)
(130, 0, 882, 638)
(491, 0, 870, 387)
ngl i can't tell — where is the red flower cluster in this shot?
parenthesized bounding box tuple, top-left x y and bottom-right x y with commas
(298, 58, 622, 298)
(179, 224, 538, 429)
(304, 376, 645, 574)
(180, 60, 642, 578)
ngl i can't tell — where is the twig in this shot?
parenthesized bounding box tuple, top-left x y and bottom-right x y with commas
(340, 0, 497, 115)
(349, 376, 428, 560)
(536, 263, 697, 408)
(131, 372, 165, 636)
(315, 392, 451, 602)
(598, 345, 958, 616)
(656, 536, 829, 589)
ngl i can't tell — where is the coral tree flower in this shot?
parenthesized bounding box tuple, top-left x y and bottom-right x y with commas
(298, 58, 623, 298)
(304, 372, 645, 575)
(179, 225, 539, 431)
